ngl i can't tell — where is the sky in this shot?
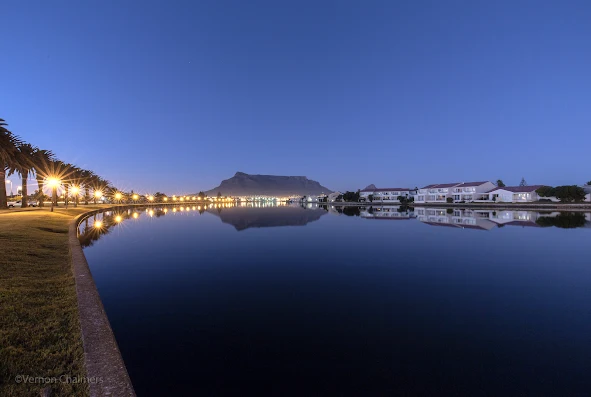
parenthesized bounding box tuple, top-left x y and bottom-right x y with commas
(2, 0, 590, 194)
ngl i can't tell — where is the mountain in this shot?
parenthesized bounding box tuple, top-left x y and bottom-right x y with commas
(203, 172, 332, 196)
(364, 184, 377, 190)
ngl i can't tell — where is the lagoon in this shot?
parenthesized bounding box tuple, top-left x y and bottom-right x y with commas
(81, 204, 591, 396)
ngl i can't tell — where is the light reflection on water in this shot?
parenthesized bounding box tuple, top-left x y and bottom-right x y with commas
(80, 204, 591, 396)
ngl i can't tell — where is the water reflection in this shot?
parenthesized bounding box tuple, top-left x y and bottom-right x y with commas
(78, 204, 591, 247)
(77, 204, 327, 246)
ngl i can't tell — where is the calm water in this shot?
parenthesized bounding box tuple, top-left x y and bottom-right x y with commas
(81, 204, 591, 396)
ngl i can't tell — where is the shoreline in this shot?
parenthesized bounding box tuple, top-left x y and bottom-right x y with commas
(316, 201, 591, 211)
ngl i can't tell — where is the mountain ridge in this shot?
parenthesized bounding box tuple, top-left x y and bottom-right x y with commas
(200, 172, 332, 196)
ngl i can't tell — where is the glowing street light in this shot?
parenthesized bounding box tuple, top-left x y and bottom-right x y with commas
(46, 177, 61, 212)
(94, 190, 103, 205)
(132, 194, 139, 201)
(115, 215, 123, 223)
(163, 197, 168, 202)
(114, 192, 123, 203)
(94, 220, 103, 228)
(148, 195, 154, 202)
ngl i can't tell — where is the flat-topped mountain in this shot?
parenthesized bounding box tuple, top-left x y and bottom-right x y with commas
(203, 172, 332, 196)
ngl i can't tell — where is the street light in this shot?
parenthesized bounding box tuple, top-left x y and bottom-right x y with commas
(71, 186, 80, 207)
(94, 190, 103, 205)
(114, 192, 122, 203)
(46, 177, 61, 212)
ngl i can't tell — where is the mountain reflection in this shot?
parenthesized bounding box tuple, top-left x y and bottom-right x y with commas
(78, 204, 591, 247)
(208, 205, 327, 231)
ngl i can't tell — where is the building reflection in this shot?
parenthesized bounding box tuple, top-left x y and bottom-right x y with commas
(414, 208, 591, 230)
(78, 205, 591, 247)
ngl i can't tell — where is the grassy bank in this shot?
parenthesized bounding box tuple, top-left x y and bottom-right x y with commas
(0, 205, 104, 397)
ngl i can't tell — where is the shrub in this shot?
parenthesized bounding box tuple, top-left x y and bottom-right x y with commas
(446, 197, 453, 203)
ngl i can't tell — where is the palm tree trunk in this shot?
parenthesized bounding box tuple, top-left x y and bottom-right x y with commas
(84, 187, 89, 205)
(21, 174, 28, 208)
(0, 169, 8, 209)
(36, 175, 45, 207)
(52, 187, 58, 207)
(64, 185, 69, 208)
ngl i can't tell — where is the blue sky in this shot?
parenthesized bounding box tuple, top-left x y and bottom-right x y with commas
(2, 0, 590, 194)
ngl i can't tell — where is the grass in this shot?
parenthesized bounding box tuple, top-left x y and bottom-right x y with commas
(0, 205, 106, 397)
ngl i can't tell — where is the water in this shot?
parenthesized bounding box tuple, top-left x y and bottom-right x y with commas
(81, 204, 591, 396)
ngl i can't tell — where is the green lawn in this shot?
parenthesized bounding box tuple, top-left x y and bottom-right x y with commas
(0, 205, 105, 397)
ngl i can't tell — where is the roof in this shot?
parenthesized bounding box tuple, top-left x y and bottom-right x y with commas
(421, 183, 461, 189)
(456, 181, 492, 187)
(486, 185, 544, 193)
(360, 187, 412, 192)
(373, 188, 412, 192)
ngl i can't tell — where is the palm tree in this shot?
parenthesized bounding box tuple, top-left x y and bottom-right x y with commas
(0, 119, 23, 209)
(79, 170, 95, 205)
(31, 148, 55, 207)
(12, 143, 37, 208)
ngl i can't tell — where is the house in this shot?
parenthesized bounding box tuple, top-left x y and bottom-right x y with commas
(327, 191, 342, 202)
(450, 181, 496, 202)
(485, 185, 545, 203)
(415, 183, 460, 203)
(359, 188, 373, 203)
(359, 187, 416, 203)
(415, 181, 500, 203)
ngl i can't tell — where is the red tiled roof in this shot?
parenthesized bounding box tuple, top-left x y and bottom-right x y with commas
(486, 185, 545, 193)
(373, 188, 411, 192)
(421, 183, 461, 189)
(456, 181, 492, 187)
(360, 187, 412, 192)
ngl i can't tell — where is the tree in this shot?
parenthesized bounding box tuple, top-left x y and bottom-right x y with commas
(0, 119, 23, 209)
(536, 186, 555, 197)
(342, 191, 360, 202)
(519, 177, 527, 186)
(496, 179, 506, 187)
(31, 148, 55, 207)
(368, 194, 374, 202)
(217, 191, 222, 199)
(586, 181, 591, 186)
(554, 185, 586, 203)
(11, 143, 37, 208)
(198, 191, 206, 199)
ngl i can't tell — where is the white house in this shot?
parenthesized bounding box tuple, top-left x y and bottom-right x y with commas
(359, 187, 416, 203)
(485, 185, 545, 203)
(359, 189, 373, 202)
(415, 183, 460, 203)
(450, 181, 496, 202)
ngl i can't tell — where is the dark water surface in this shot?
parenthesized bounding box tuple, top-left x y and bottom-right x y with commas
(81, 205, 591, 396)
